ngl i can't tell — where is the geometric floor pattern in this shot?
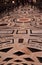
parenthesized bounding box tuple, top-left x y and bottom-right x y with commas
(0, 5, 42, 65)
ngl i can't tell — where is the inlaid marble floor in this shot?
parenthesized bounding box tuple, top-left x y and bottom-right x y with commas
(0, 5, 42, 65)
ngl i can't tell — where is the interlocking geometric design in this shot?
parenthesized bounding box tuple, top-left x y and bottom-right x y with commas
(0, 6, 42, 65)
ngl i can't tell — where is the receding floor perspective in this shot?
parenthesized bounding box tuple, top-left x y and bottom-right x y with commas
(0, 0, 42, 65)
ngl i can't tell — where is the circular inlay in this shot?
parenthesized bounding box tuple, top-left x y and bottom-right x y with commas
(17, 18, 31, 23)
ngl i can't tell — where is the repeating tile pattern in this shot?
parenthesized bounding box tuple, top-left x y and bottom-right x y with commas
(0, 6, 42, 65)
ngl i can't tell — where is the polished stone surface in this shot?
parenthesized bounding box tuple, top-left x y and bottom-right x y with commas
(0, 5, 42, 65)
